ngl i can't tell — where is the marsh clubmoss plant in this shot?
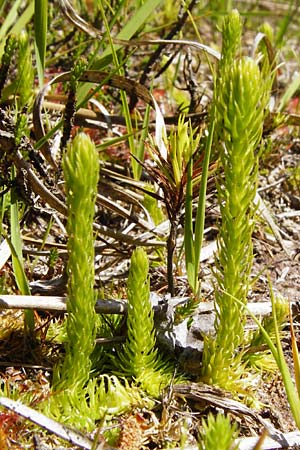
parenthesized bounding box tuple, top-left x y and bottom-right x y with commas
(198, 413, 239, 450)
(45, 374, 146, 431)
(117, 247, 173, 397)
(201, 11, 273, 389)
(17, 31, 34, 110)
(218, 9, 241, 72)
(53, 132, 99, 390)
(60, 59, 87, 152)
(0, 35, 17, 100)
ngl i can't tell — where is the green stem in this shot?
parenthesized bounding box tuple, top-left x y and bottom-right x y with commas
(54, 133, 99, 389)
(193, 116, 215, 295)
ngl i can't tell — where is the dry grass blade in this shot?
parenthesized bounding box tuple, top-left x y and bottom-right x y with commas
(96, 193, 155, 232)
(41, 98, 207, 130)
(0, 295, 127, 314)
(254, 193, 291, 257)
(0, 294, 293, 319)
(0, 397, 115, 449)
(173, 383, 280, 437)
(249, 429, 268, 450)
(33, 70, 162, 163)
(170, 430, 300, 450)
(58, 0, 221, 60)
(0, 126, 164, 248)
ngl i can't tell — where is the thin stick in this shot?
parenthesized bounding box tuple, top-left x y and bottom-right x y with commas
(0, 294, 294, 317)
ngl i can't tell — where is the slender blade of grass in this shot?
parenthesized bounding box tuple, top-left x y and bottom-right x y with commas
(9, 197, 34, 334)
(98, 2, 135, 177)
(101, 0, 162, 57)
(229, 286, 300, 429)
(0, 0, 23, 44)
(184, 157, 195, 290)
(193, 118, 215, 293)
(289, 305, 300, 397)
(34, 0, 48, 87)
(135, 103, 151, 179)
(269, 282, 300, 428)
(275, 0, 294, 47)
(6, 233, 29, 296)
(278, 73, 300, 112)
(78, 0, 163, 102)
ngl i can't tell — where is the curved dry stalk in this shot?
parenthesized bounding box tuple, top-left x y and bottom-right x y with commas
(41, 98, 206, 130)
(33, 70, 167, 166)
(12, 150, 163, 247)
(58, 0, 221, 60)
(0, 120, 164, 247)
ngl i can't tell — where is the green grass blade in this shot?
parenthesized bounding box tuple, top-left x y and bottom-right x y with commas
(0, 190, 10, 235)
(269, 282, 300, 428)
(101, 0, 162, 57)
(275, 0, 294, 47)
(9, 196, 34, 334)
(98, 1, 136, 179)
(6, 233, 30, 296)
(96, 131, 136, 151)
(229, 287, 300, 429)
(34, 0, 48, 86)
(184, 157, 195, 291)
(9, 197, 30, 295)
(193, 118, 215, 292)
(134, 103, 151, 179)
(0, 0, 23, 44)
(289, 306, 300, 397)
(278, 73, 300, 112)
(78, 0, 162, 102)
(0, 1, 34, 57)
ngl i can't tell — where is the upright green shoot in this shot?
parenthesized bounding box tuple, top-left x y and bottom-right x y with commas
(0, 35, 17, 100)
(17, 31, 34, 109)
(184, 11, 242, 297)
(201, 10, 272, 389)
(198, 413, 239, 450)
(164, 117, 200, 295)
(53, 133, 99, 390)
(0, 33, 34, 335)
(117, 247, 173, 397)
